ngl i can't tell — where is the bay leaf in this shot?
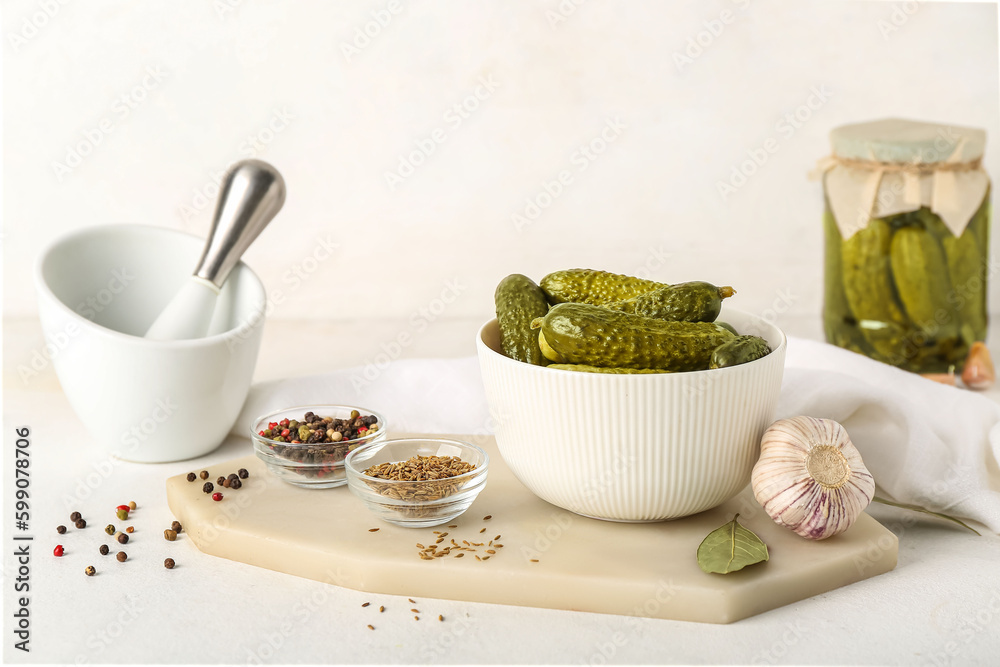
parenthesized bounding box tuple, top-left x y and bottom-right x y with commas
(697, 513, 769, 574)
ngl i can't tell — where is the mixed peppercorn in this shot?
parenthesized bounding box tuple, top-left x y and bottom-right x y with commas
(256, 410, 381, 478)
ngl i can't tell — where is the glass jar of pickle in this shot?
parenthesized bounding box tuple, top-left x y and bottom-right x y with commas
(818, 118, 991, 373)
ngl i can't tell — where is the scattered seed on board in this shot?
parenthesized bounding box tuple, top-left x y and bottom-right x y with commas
(126, 526, 134, 534)
(483, 515, 492, 520)
(56, 525, 66, 534)
(487, 550, 496, 554)
(164, 529, 177, 541)
(448, 525, 458, 528)
(411, 608, 419, 613)
(99, 545, 109, 555)
(362, 602, 370, 607)
(199, 471, 209, 480)
(479, 528, 486, 533)
(70, 512, 81, 522)
(117, 552, 127, 562)
(105, 524, 116, 536)
(408, 599, 416, 603)
(475, 556, 482, 561)
(439, 615, 444, 622)
(203, 482, 214, 494)
(530, 559, 539, 563)
(164, 558, 175, 569)
(368, 528, 379, 532)
(75, 519, 87, 529)
(238, 468, 249, 479)
(186, 472, 197, 482)
(367, 625, 374, 630)
(414, 616, 419, 621)
(85, 566, 96, 576)
(455, 553, 464, 558)
(128, 501, 137, 510)
(171, 521, 182, 533)
(117, 534, 129, 545)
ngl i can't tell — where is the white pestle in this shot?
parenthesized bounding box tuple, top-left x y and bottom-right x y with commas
(145, 160, 286, 340)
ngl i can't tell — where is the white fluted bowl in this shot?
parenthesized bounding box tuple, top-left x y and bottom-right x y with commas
(476, 307, 786, 521)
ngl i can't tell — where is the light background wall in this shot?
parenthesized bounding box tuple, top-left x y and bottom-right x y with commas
(4, 0, 999, 332)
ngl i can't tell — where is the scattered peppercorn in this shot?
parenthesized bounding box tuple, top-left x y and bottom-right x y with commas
(53, 545, 64, 557)
(116, 505, 130, 513)
(212, 492, 223, 502)
(238, 468, 249, 479)
(56, 525, 66, 534)
(222, 478, 231, 488)
(217, 476, 226, 486)
(116, 552, 127, 562)
(116, 509, 128, 521)
(203, 482, 214, 494)
(230, 478, 242, 490)
(105, 524, 116, 535)
(126, 526, 134, 534)
(164, 558, 175, 569)
(75, 519, 87, 529)
(171, 521, 182, 533)
(70, 511, 81, 522)
(85, 565, 96, 576)
(199, 471, 209, 480)
(187, 472, 197, 482)
(128, 501, 137, 510)
(99, 545, 110, 555)
(164, 529, 177, 541)
(117, 533, 129, 545)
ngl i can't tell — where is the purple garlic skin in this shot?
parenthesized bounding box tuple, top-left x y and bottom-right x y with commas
(752, 416, 875, 540)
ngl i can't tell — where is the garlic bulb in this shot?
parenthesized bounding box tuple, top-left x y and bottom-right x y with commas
(752, 416, 875, 540)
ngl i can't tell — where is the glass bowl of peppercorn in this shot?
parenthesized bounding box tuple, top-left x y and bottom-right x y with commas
(344, 438, 490, 528)
(250, 405, 386, 488)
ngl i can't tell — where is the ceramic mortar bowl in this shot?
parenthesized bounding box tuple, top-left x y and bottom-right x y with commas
(476, 306, 787, 522)
(35, 224, 267, 462)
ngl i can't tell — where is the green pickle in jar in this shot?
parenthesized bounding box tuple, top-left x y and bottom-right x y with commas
(820, 119, 991, 373)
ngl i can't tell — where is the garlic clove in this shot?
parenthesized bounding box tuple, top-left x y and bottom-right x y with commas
(961, 342, 995, 390)
(752, 416, 875, 540)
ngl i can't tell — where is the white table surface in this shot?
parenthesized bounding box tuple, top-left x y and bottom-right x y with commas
(4, 314, 1000, 666)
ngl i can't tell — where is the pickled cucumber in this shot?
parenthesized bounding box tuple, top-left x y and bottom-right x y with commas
(841, 217, 911, 360)
(540, 269, 664, 306)
(717, 322, 738, 335)
(606, 281, 734, 323)
(942, 230, 987, 344)
(495, 274, 550, 365)
(547, 364, 665, 374)
(536, 303, 735, 371)
(889, 227, 956, 337)
(709, 335, 771, 369)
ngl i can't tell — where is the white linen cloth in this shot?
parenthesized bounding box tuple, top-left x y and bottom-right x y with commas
(233, 336, 1000, 534)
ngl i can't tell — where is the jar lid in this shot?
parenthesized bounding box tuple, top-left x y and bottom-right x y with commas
(830, 118, 986, 165)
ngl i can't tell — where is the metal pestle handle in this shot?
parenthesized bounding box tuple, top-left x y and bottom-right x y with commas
(194, 159, 286, 289)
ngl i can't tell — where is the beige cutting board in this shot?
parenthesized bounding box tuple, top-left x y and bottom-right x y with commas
(165, 434, 897, 624)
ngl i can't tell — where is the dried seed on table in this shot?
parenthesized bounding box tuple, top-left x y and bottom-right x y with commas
(362, 602, 370, 607)
(447, 525, 458, 528)
(238, 468, 249, 479)
(128, 501, 137, 510)
(217, 476, 226, 486)
(230, 478, 242, 489)
(487, 550, 496, 554)
(495, 544, 504, 548)
(117, 552, 127, 562)
(164, 558, 175, 569)
(56, 525, 66, 534)
(408, 598, 416, 603)
(171, 521, 182, 533)
(454, 553, 464, 558)
(85, 565, 96, 576)
(75, 519, 87, 529)
(414, 616, 419, 621)
(482, 556, 490, 561)
(116, 509, 128, 521)
(105, 524, 116, 536)
(164, 529, 177, 541)
(367, 625, 374, 630)
(126, 526, 134, 534)
(222, 479, 231, 488)
(475, 556, 481, 561)
(439, 615, 444, 622)
(187, 472, 197, 482)
(483, 515, 492, 521)
(117, 534, 129, 545)
(199, 471, 209, 480)
(203, 482, 214, 494)
(494, 535, 501, 540)
(70, 512, 81, 522)
(379, 606, 385, 613)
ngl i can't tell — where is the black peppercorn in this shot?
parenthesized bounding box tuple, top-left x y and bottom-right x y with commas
(164, 529, 177, 541)
(230, 478, 242, 490)
(238, 468, 249, 479)
(203, 482, 214, 494)
(171, 521, 182, 533)
(99, 545, 109, 555)
(70, 511, 81, 522)
(117, 533, 129, 544)
(199, 471, 209, 480)
(186, 472, 197, 482)
(56, 525, 66, 534)
(116, 552, 127, 562)
(217, 476, 226, 486)
(164, 558, 175, 569)
(75, 519, 87, 529)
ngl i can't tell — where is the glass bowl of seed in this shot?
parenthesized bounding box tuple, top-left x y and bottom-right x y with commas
(344, 438, 489, 527)
(251, 405, 387, 489)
